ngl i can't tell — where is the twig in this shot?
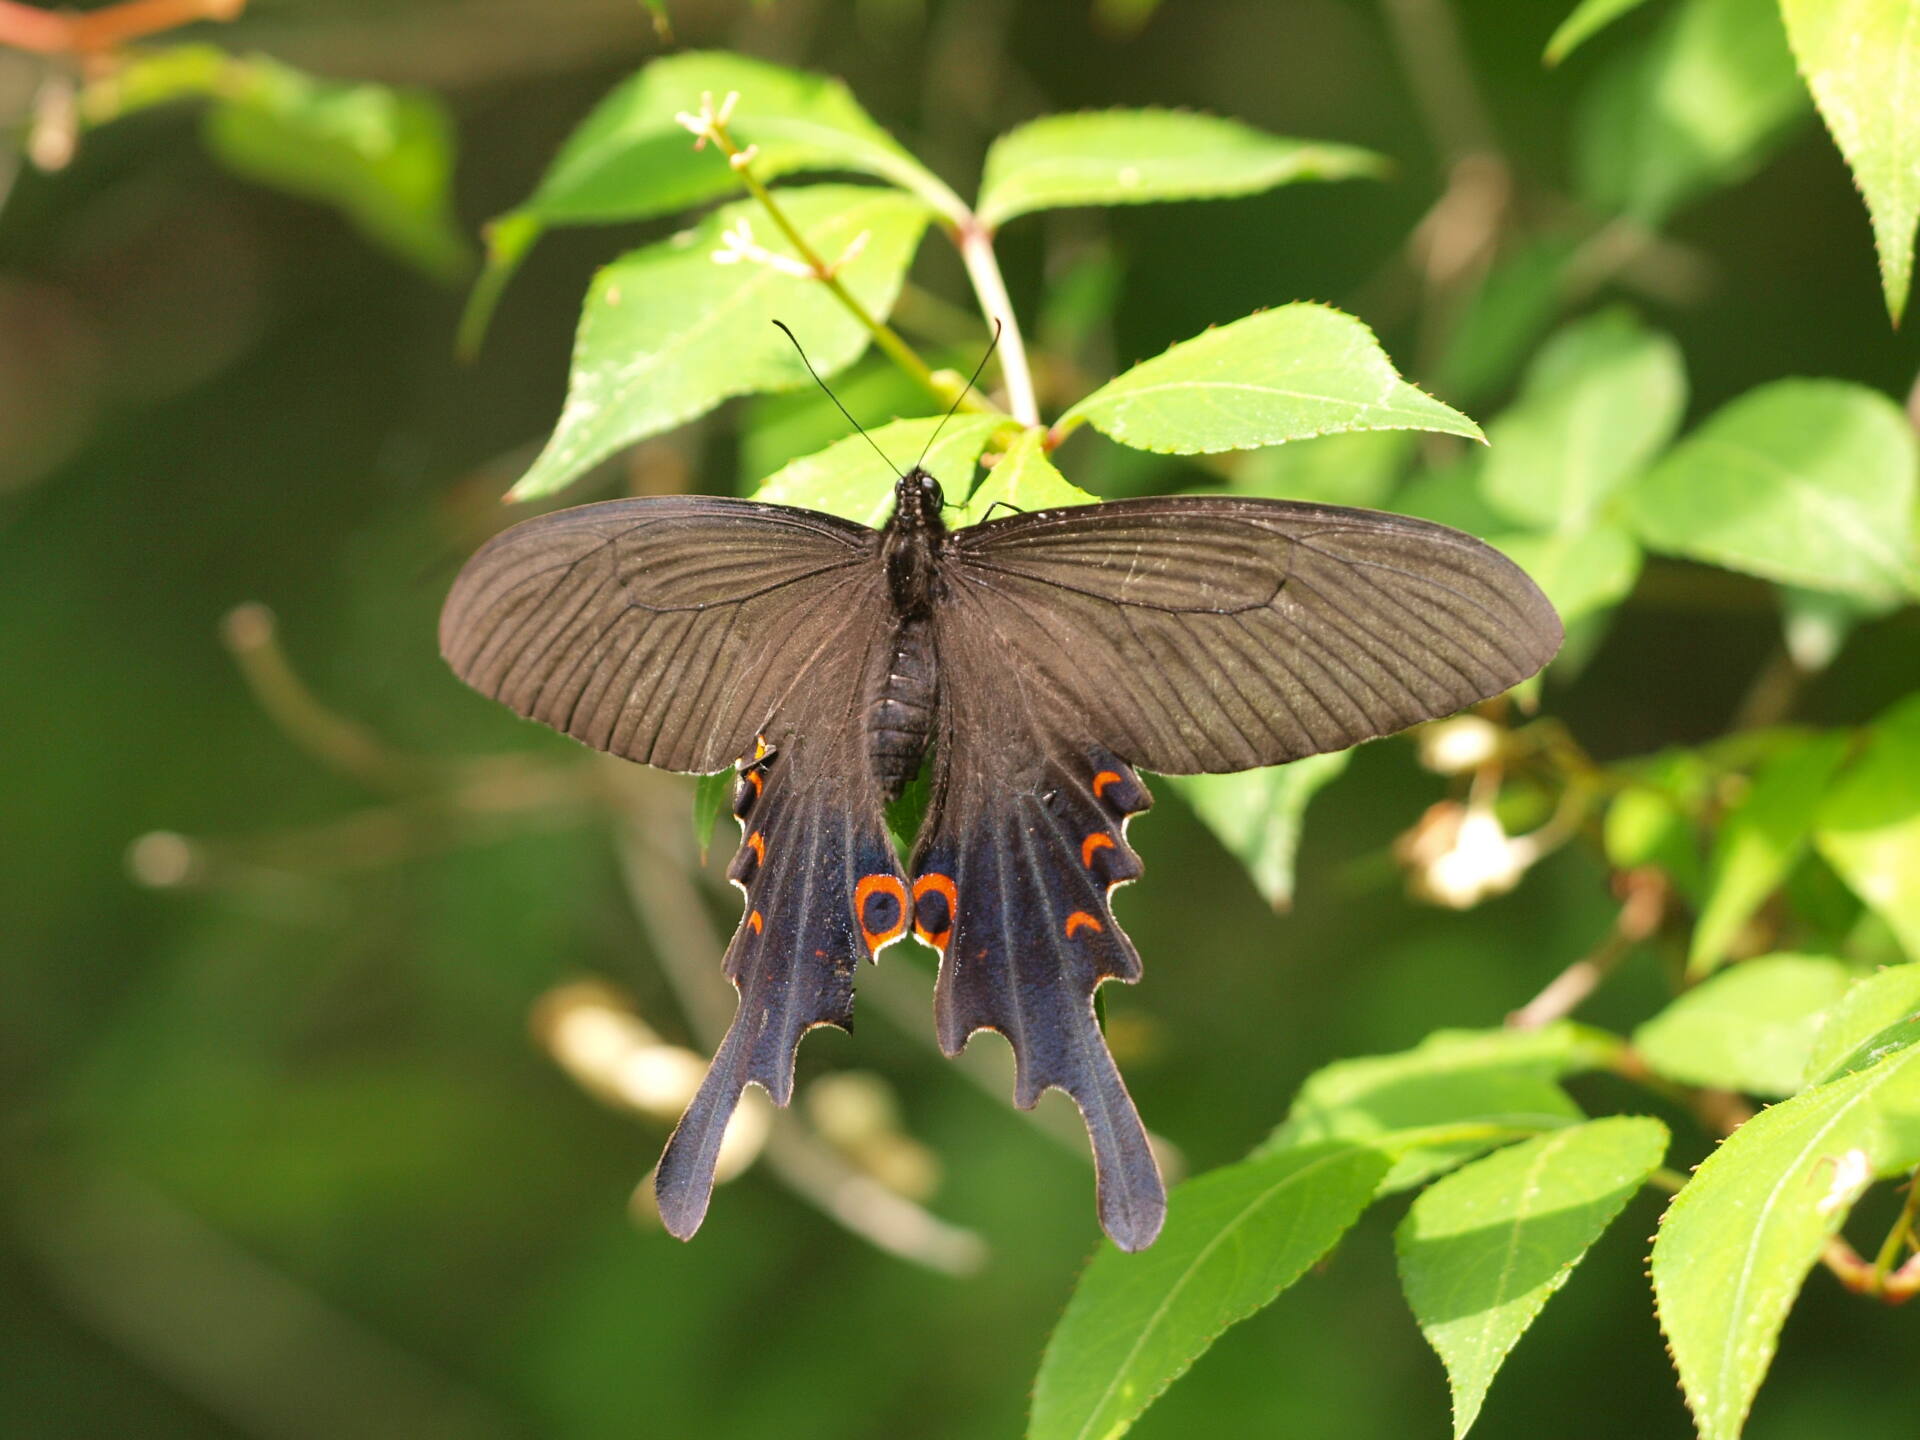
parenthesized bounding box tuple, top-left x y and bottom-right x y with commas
(953, 216, 1040, 424)
(1508, 868, 1668, 1030)
(0, 0, 244, 55)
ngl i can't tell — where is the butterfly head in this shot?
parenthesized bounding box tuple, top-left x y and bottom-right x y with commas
(891, 466, 947, 535)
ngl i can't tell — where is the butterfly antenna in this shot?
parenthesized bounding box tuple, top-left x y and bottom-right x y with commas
(771, 319, 901, 479)
(915, 317, 1002, 472)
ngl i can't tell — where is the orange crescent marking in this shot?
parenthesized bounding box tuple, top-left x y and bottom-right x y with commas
(854, 873, 909, 952)
(1081, 833, 1115, 867)
(1092, 770, 1122, 798)
(912, 873, 958, 951)
(747, 831, 765, 862)
(1064, 911, 1104, 938)
(748, 910, 764, 934)
(746, 769, 764, 796)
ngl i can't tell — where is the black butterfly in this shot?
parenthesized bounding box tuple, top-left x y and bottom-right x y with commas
(440, 428, 1561, 1251)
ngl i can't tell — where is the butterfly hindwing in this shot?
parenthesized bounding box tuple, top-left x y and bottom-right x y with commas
(654, 718, 907, 1238)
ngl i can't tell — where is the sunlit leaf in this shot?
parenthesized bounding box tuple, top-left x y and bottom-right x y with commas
(950, 426, 1096, 529)
(1435, 235, 1582, 406)
(976, 109, 1385, 228)
(1625, 379, 1919, 603)
(1060, 305, 1483, 455)
(1653, 1044, 1920, 1440)
(1480, 309, 1686, 532)
(1546, 0, 1655, 64)
(1261, 1025, 1617, 1192)
(1029, 1142, 1388, 1440)
(508, 186, 932, 501)
(1489, 526, 1641, 629)
(1397, 1117, 1668, 1438)
(1574, 0, 1808, 223)
(1816, 694, 1920, 961)
(1169, 752, 1350, 911)
(1781, 0, 1920, 322)
(1635, 954, 1856, 1096)
(1688, 731, 1853, 978)
(749, 414, 1011, 526)
(1805, 963, 1920, 1084)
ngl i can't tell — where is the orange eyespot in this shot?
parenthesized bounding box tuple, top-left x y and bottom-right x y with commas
(748, 831, 765, 862)
(1064, 911, 1103, 938)
(748, 910, 764, 934)
(1092, 770, 1122, 798)
(1082, 833, 1115, 867)
(912, 872, 958, 951)
(854, 873, 909, 953)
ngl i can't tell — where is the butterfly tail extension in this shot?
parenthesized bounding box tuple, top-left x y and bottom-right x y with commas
(915, 751, 1165, 1249)
(654, 743, 905, 1239)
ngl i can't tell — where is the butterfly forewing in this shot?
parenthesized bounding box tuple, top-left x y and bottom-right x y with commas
(439, 497, 873, 775)
(949, 496, 1563, 774)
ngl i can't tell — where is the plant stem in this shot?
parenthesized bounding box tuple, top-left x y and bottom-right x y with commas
(953, 216, 1040, 424)
(0, 0, 244, 54)
(703, 118, 997, 419)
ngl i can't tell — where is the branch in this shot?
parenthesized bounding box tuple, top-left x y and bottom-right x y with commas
(0, 0, 244, 55)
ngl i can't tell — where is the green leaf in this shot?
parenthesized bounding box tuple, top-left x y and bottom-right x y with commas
(1605, 782, 1705, 898)
(1546, 0, 1655, 64)
(517, 51, 953, 226)
(1434, 235, 1581, 406)
(507, 186, 932, 502)
(1688, 731, 1853, 978)
(1625, 379, 1920, 603)
(78, 48, 469, 280)
(1029, 1142, 1388, 1440)
(692, 771, 731, 862)
(1480, 309, 1686, 532)
(1574, 0, 1808, 223)
(1397, 1117, 1669, 1438)
(1816, 694, 1920, 960)
(950, 427, 1097, 529)
(1781, 0, 1920, 322)
(1488, 526, 1642, 629)
(461, 51, 960, 349)
(1168, 752, 1350, 911)
(748, 414, 1012, 527)
(1635, 954, 1856, 1096)
(1806, 963, 1920, 1084)
(1060, 305, 1482, 456)
(1652, 1044, 1920, 1440)
(1262, 1025, 1617, 1192)
(1225, 429, 1413, 508)
(976, 109, 1386, 228)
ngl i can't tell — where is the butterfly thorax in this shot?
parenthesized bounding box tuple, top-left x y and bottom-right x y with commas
(866, 468, 948, 798)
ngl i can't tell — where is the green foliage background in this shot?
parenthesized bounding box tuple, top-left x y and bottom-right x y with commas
(4, 2, 1919, 1438)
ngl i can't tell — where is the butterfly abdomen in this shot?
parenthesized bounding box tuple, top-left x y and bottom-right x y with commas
(866, 617, 938, 800)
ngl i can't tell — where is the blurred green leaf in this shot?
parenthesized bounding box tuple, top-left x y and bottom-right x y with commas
(1030, 1142, 1388, 1440)
(951, 426, 1096, 528)
(738, 350, 971, 485)
(1688, 731, 1852, 978)
(509, 186, 932, 501)
(1605, 782, 1705, 898)
(1169, 753, 1349, 911)
(1434, 235, 1581, 406)
(1546, 0, 1656, 64)
(693, 771, 731, 861)
(1262, 1025, 1616, 1192)
(1225, 429, 1412, 508)
(748, 413, 1010, 525)
(1489, 525, 1642, 629)
(1625, 379, 1919, 603)
(1781, 0, 1920, 322)
(1574, 0, 1808, 223)
(1806, 963, 1920, 1084)
(1061, 305, 1483, 455)
(1635, 953, 1855, 1095)
(1480, 309, 1686, 532)
(1652, 1043, 1920, 1440)
(976, 110, 1385, 228)
(79, 47, 469, 280)
(1396, 1117, 1668, 1439)
(1816, 694, 1920, 961)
